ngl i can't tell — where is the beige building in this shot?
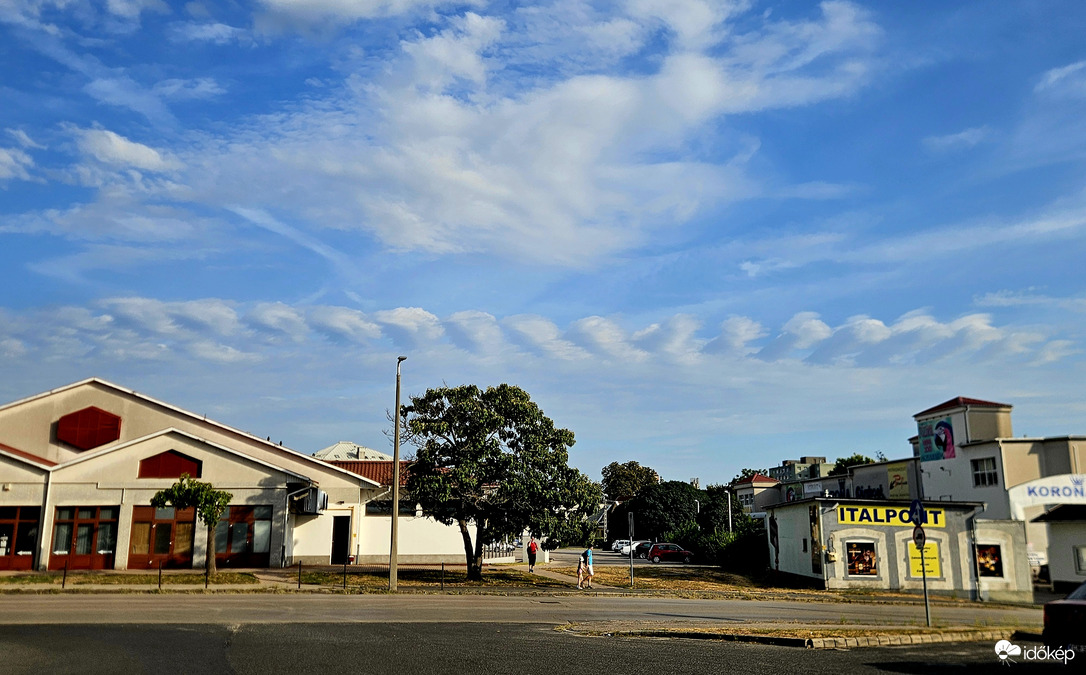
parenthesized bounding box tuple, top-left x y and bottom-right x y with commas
(0, 378, 383, 571)
(913, 396, 1086, 590)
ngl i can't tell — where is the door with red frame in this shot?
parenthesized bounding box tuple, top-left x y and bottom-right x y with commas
(49, 506, 118, 570)
(214, 505, 272, 568)
(128, 506, 197, 569)
(0, 506, 40, 571)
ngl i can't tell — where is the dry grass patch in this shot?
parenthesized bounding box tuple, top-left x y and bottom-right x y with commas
(300, 567, 563, 591)
(549, 565, 780, 592)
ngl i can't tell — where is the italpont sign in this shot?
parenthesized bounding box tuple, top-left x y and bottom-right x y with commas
(836, 505, 946, 527)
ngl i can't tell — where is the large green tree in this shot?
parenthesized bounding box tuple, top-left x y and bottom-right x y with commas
(150, 474, 232, 575)
(403, 384, 602, 580)
(601, 460, 660, 501)
(629, 480, 702, 541)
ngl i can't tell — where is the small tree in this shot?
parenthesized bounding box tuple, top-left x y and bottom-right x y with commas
(151, 474, 232, 575)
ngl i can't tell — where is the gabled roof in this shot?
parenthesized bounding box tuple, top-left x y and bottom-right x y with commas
(914, 397, 1012, 418)
(0, 441, 56, 468)
(0, 377, 379, 488)
(314, 441, 392, 461)
(732, 473, 778, 487)
(329, 460, 411, 487)
(54, 428, 314, 483)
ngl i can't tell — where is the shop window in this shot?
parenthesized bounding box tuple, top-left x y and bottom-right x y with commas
(138, 450, 202, 479)
(1075, 546, 1086, 575)
(213, 505, 273, 567)
(976, 544, 1004, 577)
(971, 457, 999, 487)
(0, 506, 40, 569)
(846, 541, 878, 576)
(49, 506, 119, 569)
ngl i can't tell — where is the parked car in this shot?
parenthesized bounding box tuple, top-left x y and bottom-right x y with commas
(619, 540, 649, 556)
(632, 541, 654, 558)
(611, 539, 631, 552)
(647, 543, 693, 564)
(1043, 581, 1086, 649)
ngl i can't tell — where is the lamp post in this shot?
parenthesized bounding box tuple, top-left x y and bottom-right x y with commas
(389, 355, 407, 592)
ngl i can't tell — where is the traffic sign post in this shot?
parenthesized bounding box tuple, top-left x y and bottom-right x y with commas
(628, 513, 635, 589)
(914, 525, 931, 627)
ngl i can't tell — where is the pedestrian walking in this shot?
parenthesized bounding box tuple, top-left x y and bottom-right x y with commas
(578, 545, 594, 589)
(527, 537, 539, 573)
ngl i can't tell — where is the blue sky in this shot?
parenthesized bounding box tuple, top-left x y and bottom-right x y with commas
(2, 0, 1085, 486)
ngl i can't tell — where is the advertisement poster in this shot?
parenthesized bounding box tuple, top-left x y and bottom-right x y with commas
(783, 483, 802, 502)
(846, 542, 878, 576)
(976, 544, 1004, 577)
(886, 462, 910, 500)
(908, 542, 941, 577)
(918, 417, 955, 462)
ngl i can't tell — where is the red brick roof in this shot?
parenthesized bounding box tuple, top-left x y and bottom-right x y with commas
(0, 441, 56, 467)
(732, 473, 778, 487)
(329, 460, 411, 487)
(914, 397, 1012, 418)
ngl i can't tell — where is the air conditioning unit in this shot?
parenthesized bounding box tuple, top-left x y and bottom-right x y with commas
(296, 488, 328, 515)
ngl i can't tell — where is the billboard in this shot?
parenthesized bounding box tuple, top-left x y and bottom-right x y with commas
(918, 417, 955, 462)
(886, 462, 910, 500)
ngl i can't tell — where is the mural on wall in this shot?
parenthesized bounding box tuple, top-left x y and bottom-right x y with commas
(784, 483, 802, 502)
(809, 505, 822, 575)
(918, 417, 955, 462)
(886, 462, 910, 500)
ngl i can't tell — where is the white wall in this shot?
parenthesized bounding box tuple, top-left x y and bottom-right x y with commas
(357, 511, 476, 563)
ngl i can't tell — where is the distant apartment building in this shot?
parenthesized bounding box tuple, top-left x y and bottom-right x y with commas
(767, 456, 834, 482)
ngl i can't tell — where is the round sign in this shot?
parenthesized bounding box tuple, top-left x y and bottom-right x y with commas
(913, 525, 926, 548)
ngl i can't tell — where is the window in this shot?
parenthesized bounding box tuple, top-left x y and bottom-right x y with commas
(1075, 546, 1086, 575)
(971, 458, 999, 487)
(845, 542, 878, 576)
(365, 500, 416, 516)
(138, 450, 202, 479)
(976, 544, 1004, 577)
(50, 506, 119, 568)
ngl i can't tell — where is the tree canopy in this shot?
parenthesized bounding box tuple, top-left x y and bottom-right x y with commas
(830, 453, 876, 476)
(730, 467, 765, 484)
(150, 474, 232, 575)
(601, 460, 660, 501)
(628, 480, 701, 541)
(403, 384, 602, 580)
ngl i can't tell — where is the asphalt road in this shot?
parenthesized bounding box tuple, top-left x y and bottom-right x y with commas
(0, 621, 1062, 674)
(0, 593, 1041, 627)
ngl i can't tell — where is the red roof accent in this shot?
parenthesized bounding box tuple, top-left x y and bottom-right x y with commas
(56, 406, 122, 450)
(0, 441, 57, 467)
(732, 473, 778, 487)
(329, 460, 411, 487)
(914, 397, 1012, 418)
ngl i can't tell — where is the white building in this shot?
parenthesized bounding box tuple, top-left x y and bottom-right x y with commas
(0, 378, 383, 571)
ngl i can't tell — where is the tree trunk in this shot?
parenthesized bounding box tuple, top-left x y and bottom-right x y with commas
(458, 519, 482, 581)
(206, 523, 218, 576)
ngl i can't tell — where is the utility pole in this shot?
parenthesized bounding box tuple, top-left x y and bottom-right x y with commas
(389, 355, 407, 592)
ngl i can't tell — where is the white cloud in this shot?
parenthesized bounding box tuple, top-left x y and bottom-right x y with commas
(248, 302, 309, 342)
(373, 307, 444, 347)
(153, 78, 226, 100)
(923, 126, 990, 152)
(504, 314, 591, 361)
(1035, 60, 1086, 98)
(567, 316, 647, 362)
(6, 128, 44, 149)
(0, 146, 33, 180)
(705, 316, 766, 355)
(444, 310, 504, 354)
(170, 21, 246, 44)
(75, 128, 181, 172)
(256, 0, 480, 25)
(310, 306, 383, 343)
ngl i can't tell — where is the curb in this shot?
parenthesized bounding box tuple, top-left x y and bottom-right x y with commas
(581, 628, 1029, 650)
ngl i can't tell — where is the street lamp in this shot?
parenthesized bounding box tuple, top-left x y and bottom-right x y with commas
(389, 355, 407, 592)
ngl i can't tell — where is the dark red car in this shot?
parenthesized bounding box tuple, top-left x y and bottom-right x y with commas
(1043, 581, 1086, 649)
(647, 543, 693, 564)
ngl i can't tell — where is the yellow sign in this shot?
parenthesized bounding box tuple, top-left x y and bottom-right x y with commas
(886, 462, 910, 500)
(836, 505, 946, 528)
(908, 542, 941, 577)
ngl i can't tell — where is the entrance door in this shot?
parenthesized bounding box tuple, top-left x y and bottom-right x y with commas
(129, 506, 196, 569)
(331, 516, 350, 564)
(0, 506, 39, 571)
(49, 506, 118, 570)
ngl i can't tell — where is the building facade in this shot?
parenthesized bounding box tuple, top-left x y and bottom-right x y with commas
(0, 379, 383, 571)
